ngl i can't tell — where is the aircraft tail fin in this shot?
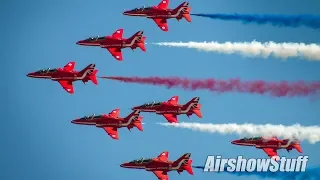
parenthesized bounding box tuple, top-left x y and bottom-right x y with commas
(88, 70, 98, 85)
(292, 144, 303, 153)
(137, 36, 146, 52)
(80, 63, 95, 75)
(80, 64, 98, 84)
(79, 64, 98, 85)
(183, 159, 194, 175)
(285, 138, 302, 153)
(190, 104, 202, 118)
(174, 2, 192, 22)
(125, 110, 141, 122)
(129, 31, 146, 52)
(173, 153, 193, 175)
(183, 97, 202, 118)
(132, 116, 143, 131)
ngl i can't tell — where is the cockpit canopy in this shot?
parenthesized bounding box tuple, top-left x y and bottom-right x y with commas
(241, 136, 262, 141)
(133, 6, 152, 11)
(129, 158, 152, 164)
(81, 114, 103, 120)
(86, 36, 105, 41)
(141, 101, 162, 107)
(35, 68, 57, 74)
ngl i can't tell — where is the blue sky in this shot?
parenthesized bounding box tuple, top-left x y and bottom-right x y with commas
(2, 0, 320, 180)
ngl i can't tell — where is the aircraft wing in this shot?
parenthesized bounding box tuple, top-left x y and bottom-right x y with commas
(108, 109, 120, 118)
(63, 62, 75, 72)
(163, 114, 178, 123)
(262, 148, 278, 158)
(157, 0, 169, 9)
(57, 80, 74, 94)
(112, 29, 124, 39)
(152, 170, 168, 180)
(167, 96, 179, 105)
(152, 18, 168, 32)
(106, 47, 123, 61)
(103, 127, 119, 140)
(157, 151, 169, 161)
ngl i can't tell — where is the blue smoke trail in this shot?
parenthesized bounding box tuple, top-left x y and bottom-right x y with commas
(193, 166, 320, 179)
(191, 14, 320, 29)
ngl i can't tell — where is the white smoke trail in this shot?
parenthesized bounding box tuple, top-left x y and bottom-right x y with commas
(153, 41, 320, 60)
(157, 122, 320, 144)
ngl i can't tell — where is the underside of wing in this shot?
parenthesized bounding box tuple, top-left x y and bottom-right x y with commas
(106, 47, 123, 61)
(262, 148, 278, 158)
(152, 170, 168, 180)
(58, 80, 74, 94)
(103, 127, 119, 140)
(163, 113, 178, 123)
(63, 62, 75, 72)
(152, 18, 168, 32)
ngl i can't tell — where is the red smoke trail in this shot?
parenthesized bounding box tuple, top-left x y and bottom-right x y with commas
(100, 76, 320, 97)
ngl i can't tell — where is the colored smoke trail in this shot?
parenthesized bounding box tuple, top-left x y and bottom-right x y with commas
(153, 41, 320, 60)
(191, 14, 320, 29)
(192, 166, 320, 179)
(157, 122, 320, 144)
(99, 76, 320, 97)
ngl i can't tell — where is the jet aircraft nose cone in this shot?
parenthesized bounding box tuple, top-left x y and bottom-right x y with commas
(123, 11, 131, 15)
(76, 41, 80, 45)
(26, 73, 34, 77)
(71, 120, 78, 124)
(120, 164, 124, 167)
(231, 140, 237, 144)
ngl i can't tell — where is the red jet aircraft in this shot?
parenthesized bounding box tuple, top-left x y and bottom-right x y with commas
(120, 151, 193, 180)
(76, 29, 146, 61)
(231, 136, 303, 158)
(71, 109, 142, 140)
(123, 0, 191, 32)
(132, 96, 202, 123)
(26, 62, 98, 94)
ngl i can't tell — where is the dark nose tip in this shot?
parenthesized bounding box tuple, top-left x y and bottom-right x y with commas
(26, 73, 31, 77)
(76, 42, 80, 45)
(71, 120, 75, 124)
(231, 141, 236, 144)
(120, 164, 124, 167)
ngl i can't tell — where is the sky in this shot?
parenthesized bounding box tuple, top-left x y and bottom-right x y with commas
(2, 0, 320, 180)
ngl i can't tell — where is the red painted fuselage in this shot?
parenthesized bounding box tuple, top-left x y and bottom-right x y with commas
(120, 151, 193, 180)
(132, 96, 202, 123)
(123, 0, 191, 31)
(76, 29, 146, 61)
(231, 136, 303, 158)
(71, 109, 143, 140)
(26, 62, 98, 94)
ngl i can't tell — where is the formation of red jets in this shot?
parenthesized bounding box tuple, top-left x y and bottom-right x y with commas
(75, 0, 191, 61)
(26, 1, 303, 179)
